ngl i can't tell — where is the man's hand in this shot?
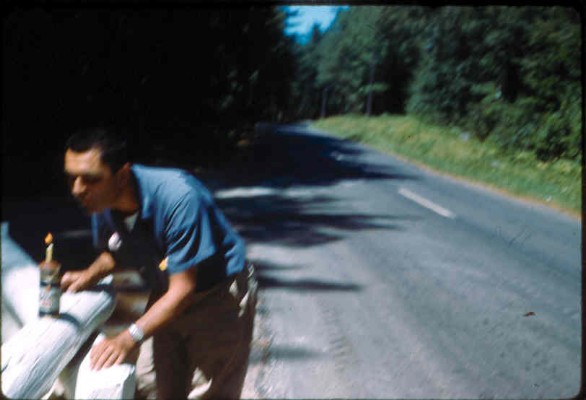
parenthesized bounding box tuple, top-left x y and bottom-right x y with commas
(61, 251, 116, 293)
(90, 331, 137, 370)
(61, 270, 94, 293)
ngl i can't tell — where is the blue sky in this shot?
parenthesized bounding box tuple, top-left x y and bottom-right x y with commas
(283, 6, 349, 42)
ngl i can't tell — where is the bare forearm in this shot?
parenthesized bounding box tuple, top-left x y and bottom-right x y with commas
(87, 251, 116, 280)
(133, 269, 197, 340)
(88, 287, 194, 370)
(90, 268, 197, 370)
(136, 290, 192, 338)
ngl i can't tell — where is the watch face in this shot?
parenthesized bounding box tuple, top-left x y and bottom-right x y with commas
(108, 232, 122, 252)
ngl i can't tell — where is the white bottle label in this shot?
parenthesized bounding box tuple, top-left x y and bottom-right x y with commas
(39, 282, 60, 315)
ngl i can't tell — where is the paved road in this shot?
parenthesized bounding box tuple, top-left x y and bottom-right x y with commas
(212, 123, 581, 399)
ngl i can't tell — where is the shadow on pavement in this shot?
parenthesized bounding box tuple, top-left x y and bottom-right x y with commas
(248, 343, 322, 366)
(257, 275, 362, 292)
(251, 260, 362, 293)
(220, 123, 417, 188)
(211, 123, 419, 247)
(218, 192, 409, 248)
(264, 345, 322, 361)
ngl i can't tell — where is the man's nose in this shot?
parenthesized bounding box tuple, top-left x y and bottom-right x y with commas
(71, 177, 86, 196)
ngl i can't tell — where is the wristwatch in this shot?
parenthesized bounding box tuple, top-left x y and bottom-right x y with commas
(128, 323, 145, 344)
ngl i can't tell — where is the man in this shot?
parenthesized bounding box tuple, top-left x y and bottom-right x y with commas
(61, 127, 257, 399)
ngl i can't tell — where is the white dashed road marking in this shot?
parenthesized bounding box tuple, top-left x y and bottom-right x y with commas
(214, 187, 278, 199)
(398, 187, 456, 219)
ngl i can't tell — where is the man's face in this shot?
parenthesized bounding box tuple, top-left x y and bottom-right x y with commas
(64, 147, 122, 214)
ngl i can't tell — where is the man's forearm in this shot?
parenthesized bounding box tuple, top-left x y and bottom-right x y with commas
(135, 291, 191, 339)
(131, 268, 197, 341)
(87, 251, 117, 281)
(89, 267, 197, 370)
(88, 275, 195, 370)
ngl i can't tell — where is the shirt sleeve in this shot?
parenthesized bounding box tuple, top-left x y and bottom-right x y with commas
(91, 213, 109, 252)
(164, 193, 218, 274)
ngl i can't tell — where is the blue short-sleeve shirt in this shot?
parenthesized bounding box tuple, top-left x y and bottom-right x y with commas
(92, 164, 246, 293)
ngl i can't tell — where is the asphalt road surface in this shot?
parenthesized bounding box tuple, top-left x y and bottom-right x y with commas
(212, 123, 581, 399)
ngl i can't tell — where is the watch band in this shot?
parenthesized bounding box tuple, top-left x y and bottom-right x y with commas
(128, 323, 145, 344)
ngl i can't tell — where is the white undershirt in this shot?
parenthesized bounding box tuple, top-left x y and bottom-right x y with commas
(124, 212, 139, 232)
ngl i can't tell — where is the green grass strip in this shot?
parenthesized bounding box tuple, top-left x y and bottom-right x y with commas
(313, 114, 581, 217)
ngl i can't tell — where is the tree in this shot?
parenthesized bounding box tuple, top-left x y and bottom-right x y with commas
(376, 6, 430, 113)
(518, 7, 582, 160)
(290, 24, 324, 119)
(315, 7, 388, 115)
(407, 7, 490, 123)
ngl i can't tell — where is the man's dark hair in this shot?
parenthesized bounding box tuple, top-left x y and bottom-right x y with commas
(66, 127, 129, 172)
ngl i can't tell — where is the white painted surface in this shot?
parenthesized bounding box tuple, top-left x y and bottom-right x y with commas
(1, 279, 116, 399)
(215, 187, 279, 199)
(1, 223, 41, 329)
(398, 187, 456, 219)
(60, 333, 136, 400)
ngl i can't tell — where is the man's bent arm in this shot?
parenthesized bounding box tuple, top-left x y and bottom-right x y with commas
(89, 266, 197, 370)
(135, 266, 197, 339)
(61, 251, 116, 292)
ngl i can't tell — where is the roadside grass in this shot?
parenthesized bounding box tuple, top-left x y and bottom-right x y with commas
(312, 114, 581, 217)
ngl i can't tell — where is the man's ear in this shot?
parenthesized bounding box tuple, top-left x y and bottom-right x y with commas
(116, 163, 132, 185)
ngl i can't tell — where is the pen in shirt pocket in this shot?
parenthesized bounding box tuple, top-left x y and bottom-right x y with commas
(159, 257, 168, 271)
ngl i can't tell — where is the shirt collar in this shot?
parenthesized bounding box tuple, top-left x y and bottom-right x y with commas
(131, 164, 153, 220)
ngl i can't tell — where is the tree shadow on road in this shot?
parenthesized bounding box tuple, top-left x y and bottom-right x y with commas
(250, 344, 322, 365)
(210, 123, 420, 248)
(257, 274, 362, 292)
(217, 123, 418, 188)
(218, 192, 413, 248)
(251, 260, 362, 293)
